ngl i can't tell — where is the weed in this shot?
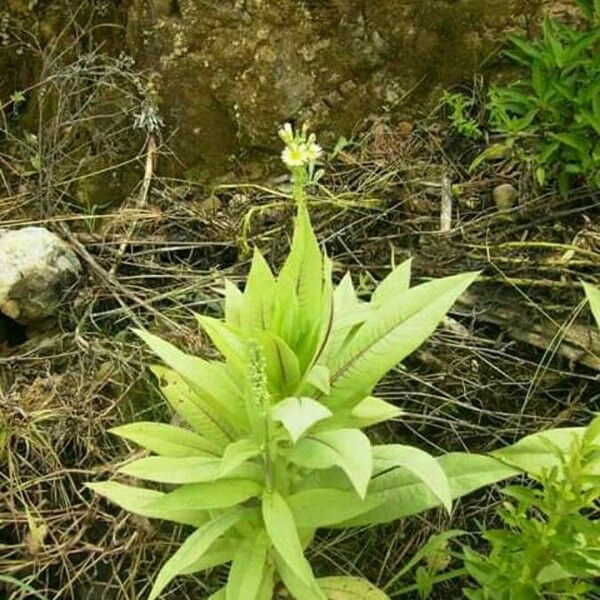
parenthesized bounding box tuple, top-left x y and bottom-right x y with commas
(443, 92, 483, 140)
(462, 415, 600, 599)
(483, 1, 600, 195)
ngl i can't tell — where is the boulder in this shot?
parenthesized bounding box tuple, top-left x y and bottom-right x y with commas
(0, 227, 81, 324)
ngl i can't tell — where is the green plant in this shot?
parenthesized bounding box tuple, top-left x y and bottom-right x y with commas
(88, 126, 591, 600)
(443, 92, 483, 140)
(483, 2, 600, 194)
(462, 415, 600, 599)
(583, 281, 600, 327)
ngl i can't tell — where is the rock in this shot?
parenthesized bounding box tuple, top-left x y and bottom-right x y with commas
(0, 227, 81, 324)
(493, 183, 518, 211)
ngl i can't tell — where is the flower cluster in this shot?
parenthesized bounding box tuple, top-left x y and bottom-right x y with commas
(279, 122, 322, 168)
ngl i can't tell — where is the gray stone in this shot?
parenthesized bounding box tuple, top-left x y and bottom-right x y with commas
(0, 227, 81, 324)
(493, 183, 518, 211)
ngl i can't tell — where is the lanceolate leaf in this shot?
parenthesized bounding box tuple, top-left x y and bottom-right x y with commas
(348, 396, 403, 428)
(118, 455, 262, 484)
(287, 488, 383, 528)
(262, 491, 317, 590)
(335, 453, 520, 527)
(371, 258, 412, 306)
(583, 282, 600, 328)
(151, 366, 231, 451)
(254, 331, 302, 396)
(373, 445, 453, 514)
(220, 438, 262, 477)
(278, 205, 323, 318)
(135, 329, 243, 430)
(490, 426, 584, 476)
(274, 552, 327, 600)
(226, 532, 269, 600)
(145, 479, 263, 512)
(305, 364, 331, 395)
(109, 422, 219, 457)
(272, 397, 332, 443)
(86, 481, 206, 527)
(243, 248, 276, 330)
(196, 315, 247, 375)
(317, 576, 390, 599)
(325, 272, 478, 408)
(337, 427, 585, 527)
(288, 429, 372, 498)
(180, 538, 239, 575)
(223, 279, 244, 328)
(148, 510, 244, 600)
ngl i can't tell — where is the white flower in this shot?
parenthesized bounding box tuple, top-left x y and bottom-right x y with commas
(303, 141, 322, 162)
(279, 124, 322, 168)
(281, 144, 306, 167)
(278, 122, 294, 144)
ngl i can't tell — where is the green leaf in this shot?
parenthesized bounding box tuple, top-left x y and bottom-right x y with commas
(469, 143, 511, 172)
(118, 455, 261, 484)
(136, 329, 243, 431)
(373, 445, 453, 513)
(317, 576, 390, 599)
(220, 438, 262, 477)
(223, 279, 244, 328)
(145, 479, 262, 513)
(148, 510, 244, 600)
(287, 488, 383, 528)
(583, 282, 600, 328)
(306, 364, 331, 395)
(550, 132, 591, 155)
(338, 427, 585, 527)
(0, 576, 49, 600)
(326, 272, 478, 408)
(274, 552, 327, 600)
(491, 427, 584, 476)
(254, 330, 302, 396)
(384, 530, 465, 588)
(262, 491, 317, 590)
(196, 315, 247, 374)
(272, 397, 332, 443)
(151, 366, 230, 451)
(336, 453, 520, 527)
(326, 273, 371, 358)
(278, 205, 323, 319)
(180, 537, 239, 575)
(226, 532, 269, 600)
(288, 429, 372, 498)
(87, 481, 206, 526)
(179, 532, 241, 575)
(109, 422, 219, 457)
(371, 259, 412, 306)
(349, 396, 403, 427)
(242, 248, 276, 330)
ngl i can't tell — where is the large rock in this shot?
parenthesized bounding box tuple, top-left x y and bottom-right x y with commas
(0, 227, 81, 324)
(2, 0, 540, 183)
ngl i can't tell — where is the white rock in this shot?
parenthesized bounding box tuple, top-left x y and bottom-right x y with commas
(0, 227, 81, 324)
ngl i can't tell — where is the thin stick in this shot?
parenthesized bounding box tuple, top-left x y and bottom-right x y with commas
(440, 175, 452, 232)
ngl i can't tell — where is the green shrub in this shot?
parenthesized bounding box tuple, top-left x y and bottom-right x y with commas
(462, 415, 600, 599)
(88, 126, 592, 600)
(484, 1, 600, 194)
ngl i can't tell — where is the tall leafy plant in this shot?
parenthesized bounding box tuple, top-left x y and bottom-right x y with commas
(89, 125, 591, 600)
